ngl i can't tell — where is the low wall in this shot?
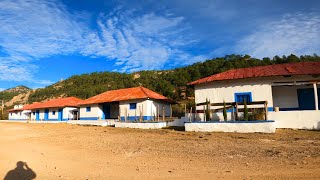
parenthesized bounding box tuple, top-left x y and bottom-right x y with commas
(115, 122, 167, 129)
(167, 117, 189, 127)
(67, 120, 115, 127)
(269, 110, 320, 130)
(185, 121, 276, 133)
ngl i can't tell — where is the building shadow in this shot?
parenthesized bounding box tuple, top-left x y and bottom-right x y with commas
(4, 161, 36, 180)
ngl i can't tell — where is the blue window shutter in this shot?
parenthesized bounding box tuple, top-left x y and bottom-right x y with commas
(130, 103, 137, 110)
(234, 92, 252, 103)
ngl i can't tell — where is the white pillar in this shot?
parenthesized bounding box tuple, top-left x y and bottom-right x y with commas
(313, 83, 319, 111)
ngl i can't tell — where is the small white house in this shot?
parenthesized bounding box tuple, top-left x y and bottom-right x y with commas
(188, 61, 320, 130)
(8, 105, 28, 120)
(78, 86, 175, 121)
(27, 97, 82, 121)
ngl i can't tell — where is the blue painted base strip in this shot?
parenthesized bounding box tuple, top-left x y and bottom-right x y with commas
(219, 107, 274, 113)
(188, 120, 275, 123)
(80, 117, 99, 120)
(120, 116, 153, 121)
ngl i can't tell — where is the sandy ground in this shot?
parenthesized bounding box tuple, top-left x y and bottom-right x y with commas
(0, 123, 320, 179)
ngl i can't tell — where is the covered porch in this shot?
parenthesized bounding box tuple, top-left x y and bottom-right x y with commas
(272, 81, 319, 111)
(270, 81, 320, 130)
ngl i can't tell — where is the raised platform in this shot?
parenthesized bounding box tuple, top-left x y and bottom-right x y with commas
(185, 121, 276, 133)
(115, 122, 167, 129)
(67, 120, 115, 127)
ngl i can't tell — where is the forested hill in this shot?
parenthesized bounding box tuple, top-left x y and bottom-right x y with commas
(28, 54, 320, 103)
(0, 86, 31, 102)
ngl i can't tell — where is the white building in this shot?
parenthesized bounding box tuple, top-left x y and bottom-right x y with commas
(78, 86, 175, 121)
(188, 61, 320, 130)
(25, 97, 82, 121)
(8, 105, 29, 120)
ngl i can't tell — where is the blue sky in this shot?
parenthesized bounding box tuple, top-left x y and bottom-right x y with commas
(0, 0, 319, 90)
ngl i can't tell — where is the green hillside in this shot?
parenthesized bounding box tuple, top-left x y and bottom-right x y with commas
(28, 54, 320, 103)
(0, 85, 31, 102)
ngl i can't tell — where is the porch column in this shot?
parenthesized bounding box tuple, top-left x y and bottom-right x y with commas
(313, 83, 319, 111)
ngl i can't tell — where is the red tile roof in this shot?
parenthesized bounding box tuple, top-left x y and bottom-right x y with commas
(188, 61, 320, 85)
(7, 102, 42, 112)
(79, 86, 175, 105)
(27, 97, 83, 109)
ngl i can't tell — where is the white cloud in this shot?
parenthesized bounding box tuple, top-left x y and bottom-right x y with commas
(0, 0, 86, 83)
(82, 11, 201, 72)
(236, 13, 320, 58)
(0, 0, 204, 81)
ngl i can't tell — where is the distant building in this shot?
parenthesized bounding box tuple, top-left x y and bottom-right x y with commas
(8, 97, 82, 121)
(188, 61, 320, 129)
(78, 86, 176, 121)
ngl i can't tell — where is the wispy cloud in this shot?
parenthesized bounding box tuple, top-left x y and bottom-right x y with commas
(82, 11, 202, 72)
(0, 0, 205, 83)
(236, 13, 320, 58)
(0, 0, 86, 84)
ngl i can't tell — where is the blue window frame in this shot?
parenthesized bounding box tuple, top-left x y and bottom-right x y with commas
(86, 106, 91, 112)
(52, 111, 56, 115)
(129, 103, 137, 110)
(235, 92, 252, 103)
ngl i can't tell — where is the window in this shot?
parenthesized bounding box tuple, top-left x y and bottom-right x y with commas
(52, 111, 56, 115)
(235, 92, 252, 103)
(129, 103, 137, 110)
(20, 112, 22, 115)
(86, 106, 91, 112)
(10, 113, 12, 116)
(33, 112, 35, 115)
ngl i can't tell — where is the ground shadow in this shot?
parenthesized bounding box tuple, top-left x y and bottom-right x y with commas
(4, 161, 36, 180)
(163, 126, 185, 131)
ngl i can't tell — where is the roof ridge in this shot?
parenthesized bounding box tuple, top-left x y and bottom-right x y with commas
(139, 86, 150, 98)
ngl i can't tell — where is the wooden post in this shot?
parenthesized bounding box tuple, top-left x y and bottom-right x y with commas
(125, 108, 127, 121)
(235, 102, 239, 121)
(162, 106, 165, 122)
(135, 108, 137, 121)
(313, 83, 319, 110)
(157, 105, 160, 122)
(184, 104, 187, 116)
(203, 105, 206, 121)
(264, 101, 268, 120)
(141, 104, 144, 122)
(190, 107, 193, 122)
(231, 105, 234, 121)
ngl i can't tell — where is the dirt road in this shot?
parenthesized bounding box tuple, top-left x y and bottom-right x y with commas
(0, 122, 319, 179)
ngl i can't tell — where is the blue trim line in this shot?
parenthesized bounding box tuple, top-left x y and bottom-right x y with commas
(120, 116, 153, 121)
(80, 117, 99, 120)
(188, 120, 275, 123)
(217, 107, 274, 113)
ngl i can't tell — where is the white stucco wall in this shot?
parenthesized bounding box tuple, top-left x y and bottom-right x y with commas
(269, 110, 320, 130)
(194, 75, 320, 111)
(9, 110, 29, 120)
(147, 100, 171, 117)
(119, 99, 147, 117)
(194, 78, 273, 110)
(185, 121, 276, 133)
(79, 104, 102, 120)
(115, 122, 167, 129)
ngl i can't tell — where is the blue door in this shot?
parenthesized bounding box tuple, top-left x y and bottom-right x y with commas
(44, 109, 49, 120)
(297, 88, 320, 110)
(58, 109, 63, 121)
(102, 104, 111, 119)
(36, 110, 40, 121)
